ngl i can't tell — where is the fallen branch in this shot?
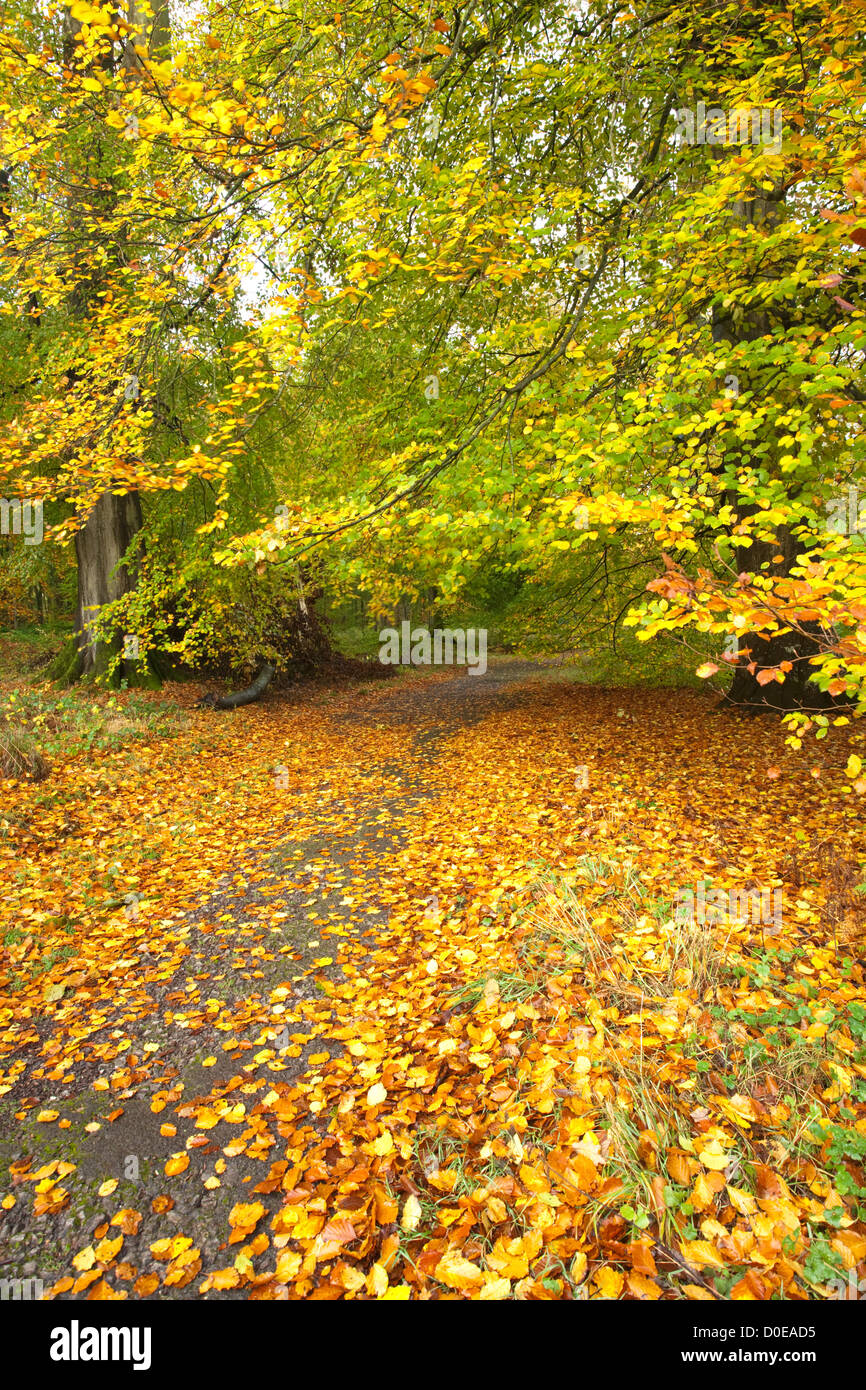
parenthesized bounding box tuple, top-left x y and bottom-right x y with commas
(196, 662, 276, 711)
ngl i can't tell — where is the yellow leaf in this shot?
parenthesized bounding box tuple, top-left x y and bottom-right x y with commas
(679, 1239, 727, 1270)
(334, 1263, 365, 1292)
(401, 1195, 422, 1232)
(591, 1267, 624, 1299)
(698, 1140, 730, 1171)
(94, 1235, 123, 1263)
(366, 1262, 389, 1295)
(627, 1270, 661, 1300)
(726, 1184, 757, 1216)
(486, 1233, 541, 1279)
(275, 1250, 302, 1282)
(434, 1250, 484, 1290)
(480, 1277, 511, 1299)
(230, 1201, 266, 1230)
(690, 1171, 722, 1211)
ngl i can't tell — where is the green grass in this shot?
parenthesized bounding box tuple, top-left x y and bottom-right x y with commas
(567, 633, 727, 690)
(448, 968, 538, 1011)
(0, 683, 188, 778)
(0, 623, 66, 678)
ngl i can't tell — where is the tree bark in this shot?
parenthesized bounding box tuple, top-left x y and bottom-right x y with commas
(53, 3, 171, 685)
(197, 663, 276, 710)
(708, 180, 838, 712)
(74, 491, 144, 679)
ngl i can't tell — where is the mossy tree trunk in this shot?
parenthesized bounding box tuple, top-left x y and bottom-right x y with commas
(74, 490, 145, 681)
(49, 490, 160, 686)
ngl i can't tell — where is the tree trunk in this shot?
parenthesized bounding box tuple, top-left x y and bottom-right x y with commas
(74, 491, 144, 679)
(720, 512, 838, 711)
(708, 179, 836, 712)
(51, 3, 172, 686)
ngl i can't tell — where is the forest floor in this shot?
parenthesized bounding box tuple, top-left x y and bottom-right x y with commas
(0, 659, 865, 1301)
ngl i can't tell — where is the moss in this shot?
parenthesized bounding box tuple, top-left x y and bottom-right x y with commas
(124, 659, 163, 690)
(46, 636, 83, 687)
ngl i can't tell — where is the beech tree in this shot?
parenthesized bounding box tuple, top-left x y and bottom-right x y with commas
(1, 0, 864, 750)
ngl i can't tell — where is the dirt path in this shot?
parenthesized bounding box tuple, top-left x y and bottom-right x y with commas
(0, 661, 549, 1299)
(2, 660, 863, 1303)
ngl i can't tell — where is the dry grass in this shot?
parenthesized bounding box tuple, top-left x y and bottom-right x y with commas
(0, 727, 48, 781)
(525, 865, 735, 1007)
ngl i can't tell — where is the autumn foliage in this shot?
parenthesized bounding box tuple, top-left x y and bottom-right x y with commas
(0, 0, 865, 1308)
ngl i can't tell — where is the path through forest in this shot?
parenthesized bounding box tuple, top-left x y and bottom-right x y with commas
(0, 662, 550, 1295)
(0, 663, 863, 1301)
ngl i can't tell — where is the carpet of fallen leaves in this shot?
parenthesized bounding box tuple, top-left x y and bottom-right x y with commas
(1, 666, 865, 1300)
